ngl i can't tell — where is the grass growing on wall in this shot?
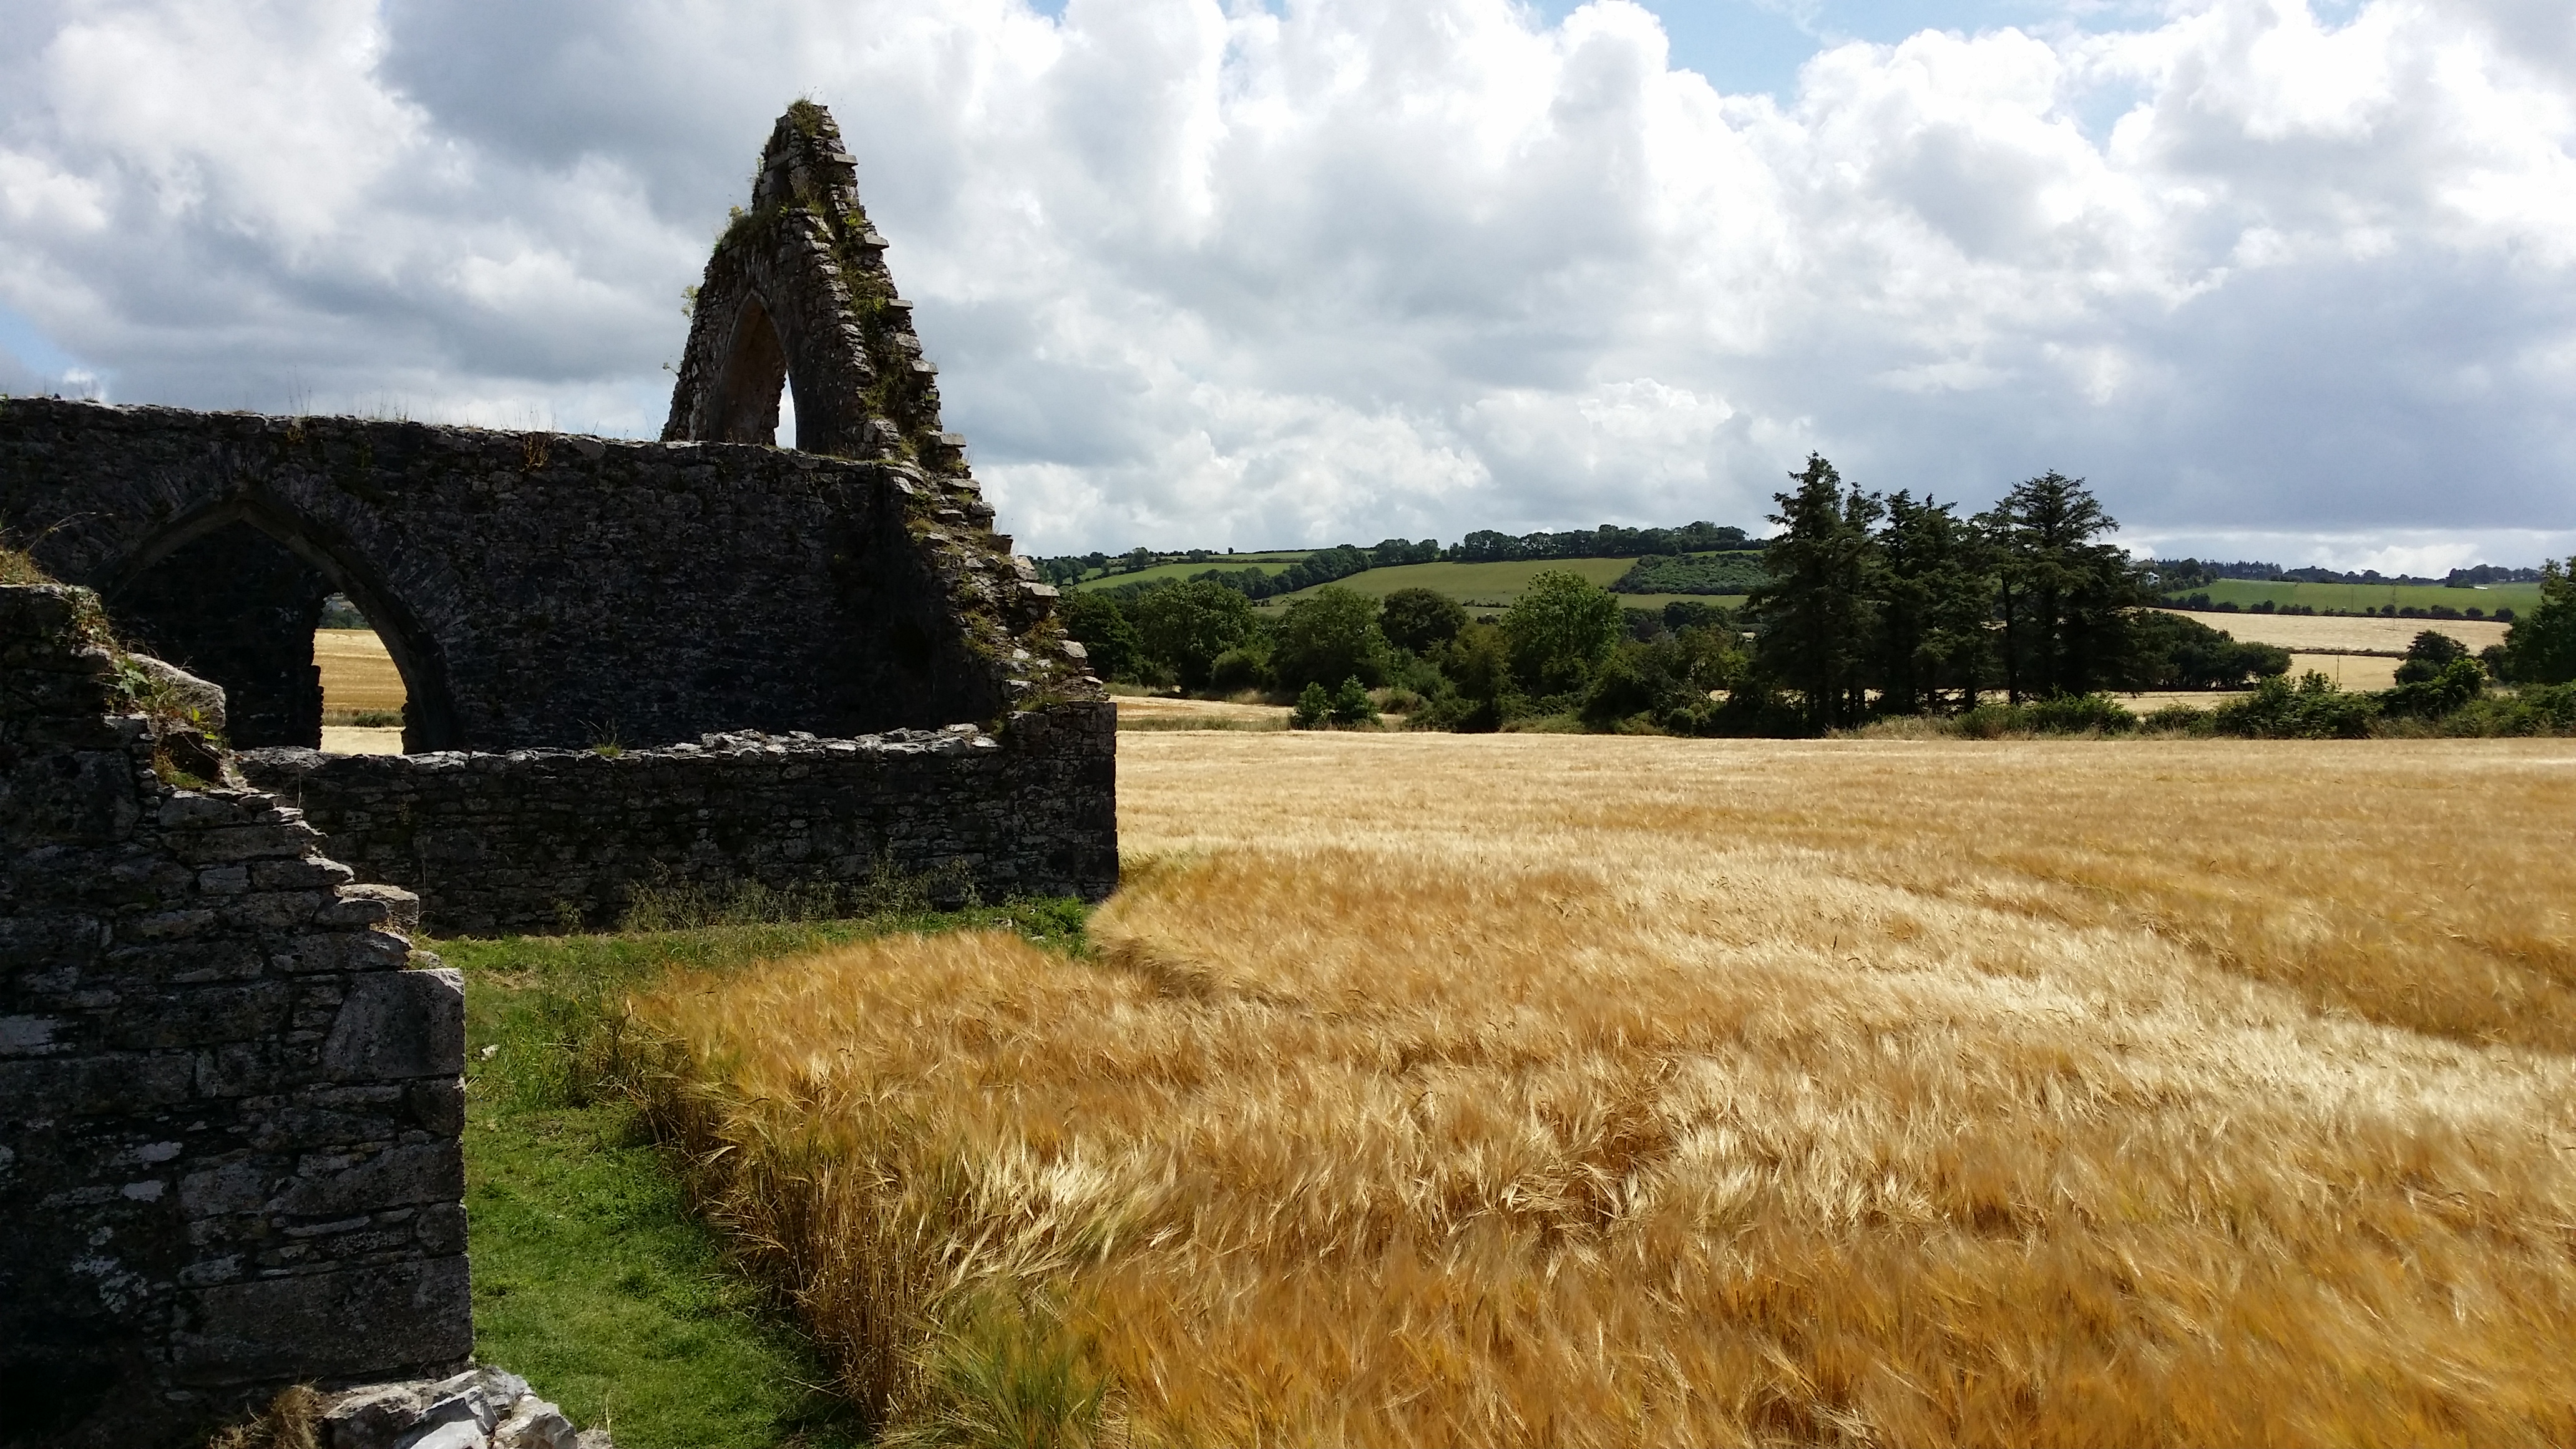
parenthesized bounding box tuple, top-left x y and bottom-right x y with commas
(440, 901, 1089, 1449)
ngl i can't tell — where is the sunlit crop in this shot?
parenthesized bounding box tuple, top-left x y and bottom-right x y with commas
(638, 733, 2576, 1447)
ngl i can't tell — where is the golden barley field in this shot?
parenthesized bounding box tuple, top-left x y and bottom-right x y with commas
(2160, 608, 2508, 656)
(638, 733, 2576, 1447)
(314, 627, 406, 712)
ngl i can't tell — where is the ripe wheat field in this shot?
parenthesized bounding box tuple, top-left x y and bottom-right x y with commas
(635, 733, 2576, 1447)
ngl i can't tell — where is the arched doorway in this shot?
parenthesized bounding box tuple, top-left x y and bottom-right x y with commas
(706, 293, 794, 446)
(104, 501, 460, 752)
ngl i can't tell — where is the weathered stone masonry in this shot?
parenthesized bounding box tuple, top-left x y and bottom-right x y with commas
(0, 401, 1075, 754)
(0, 100, 1116, 933)
(238, 706, 1118, 937)
(1, 585, 467, 1447)
(0, 101, 1118, 1442)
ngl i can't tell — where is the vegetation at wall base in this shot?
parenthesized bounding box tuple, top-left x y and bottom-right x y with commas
(437, 897, 1090, 1449)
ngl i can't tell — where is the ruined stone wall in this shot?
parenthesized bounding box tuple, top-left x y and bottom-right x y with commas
(1, 584, 469, 1448)
(238, 702, 1117, 937)
(0, 399, 1088, 754)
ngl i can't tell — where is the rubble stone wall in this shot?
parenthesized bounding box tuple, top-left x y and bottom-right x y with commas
(0, 398, 1087, 754)
(238, 702, 1118, 937)
(0, 584, 468, 1448)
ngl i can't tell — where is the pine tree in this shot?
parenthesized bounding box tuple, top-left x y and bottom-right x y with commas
(1977, 473, 2137, 702)
(1748, 455, 1882, 731)
(1873, 492, 1992, 715)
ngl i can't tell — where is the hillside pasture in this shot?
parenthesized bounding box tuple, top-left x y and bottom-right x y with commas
(637, 731, 2576, 1447)
(2159, 607, 2509, 655)
(1065, 552, 1315, 592)
(2165, 577, 2539, 617)
(1258, 556, 1637, 608)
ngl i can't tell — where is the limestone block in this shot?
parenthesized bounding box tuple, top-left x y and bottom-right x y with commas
(321, 1382, 424, 1449)
(496, 1398, 578, 1449)
(323, 968, 464, 1083)
(275, 1140, 462, 1217)
(175, 1255, 471, 1382)
(1, 747, 140, 846)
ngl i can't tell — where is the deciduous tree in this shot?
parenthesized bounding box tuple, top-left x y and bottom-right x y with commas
(1273, 585, 1390, 692)
(2500, 559, 2576, 685)
(1132, 580, 1261, 690)
(1381, 587, 1469, 655)
(1500, 570, 1622, 695)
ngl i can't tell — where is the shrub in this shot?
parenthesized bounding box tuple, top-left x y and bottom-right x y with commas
(2, 542, 57, 585)
(2210, 672, 2376, 738)
(2392, 630, 2471, 686)
(2380, 658, 2486, 718)
(1207, 646, 1271, 695)
(1290, 681, 1330, 729)
(1327, 676, 1380, 726)
(2400, 681, 2576, 737)
(2142, 705, 2211, 734)
(2023, 693, 2138, 734)
(1954, 702, 2021, 739)
(1578, 645, 1664, 728)
(1406, 691, 1502, 733)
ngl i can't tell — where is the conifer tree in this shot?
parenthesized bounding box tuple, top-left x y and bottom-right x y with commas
(1748, 455, 1882, 731)
(1873, 491, 1992, 715)
(1977, 472, 2137, 702)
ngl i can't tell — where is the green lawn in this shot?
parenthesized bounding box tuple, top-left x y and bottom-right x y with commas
(2165, 578, 2539, 617)
(439, 902, 1090, 1448)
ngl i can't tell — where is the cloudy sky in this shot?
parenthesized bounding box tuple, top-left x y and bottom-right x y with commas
(2, 0, 2572, 567)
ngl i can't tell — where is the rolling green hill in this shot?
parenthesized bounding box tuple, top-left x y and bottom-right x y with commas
(1257, 558, 1637, 608)
(1066, 552, 1315, 591)
(2164, 578, 2537, 618)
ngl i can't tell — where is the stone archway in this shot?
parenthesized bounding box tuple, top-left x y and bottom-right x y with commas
(102, 497, 461, 752)
(663, 102, 964, 473)
(703, 293, 792, 445)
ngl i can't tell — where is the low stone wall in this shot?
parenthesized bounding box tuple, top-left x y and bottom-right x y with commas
(1, 584, 469, 1447)
(239, 701, 1118, 936)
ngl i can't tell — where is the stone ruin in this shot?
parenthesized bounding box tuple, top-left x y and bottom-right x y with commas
(1, 104, 1113, 1445)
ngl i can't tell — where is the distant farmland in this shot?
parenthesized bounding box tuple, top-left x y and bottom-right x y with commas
(2165, 577, 2539, 617)
(1252, 556, 1747, 615)
(1065, 551, 1315, 592)
(2165, 608, 2510, 656)
(1068, 554, 1747, 614)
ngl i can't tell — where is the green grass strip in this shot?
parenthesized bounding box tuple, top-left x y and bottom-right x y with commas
(438, 901, 1091, 1449)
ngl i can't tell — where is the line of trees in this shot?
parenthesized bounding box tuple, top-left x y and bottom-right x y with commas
(1057, 457, 2576, 736)
(1038, 523, 1764, 591)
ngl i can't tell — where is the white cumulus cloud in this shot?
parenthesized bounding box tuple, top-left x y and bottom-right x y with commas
(0, 0, 2570, 561)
